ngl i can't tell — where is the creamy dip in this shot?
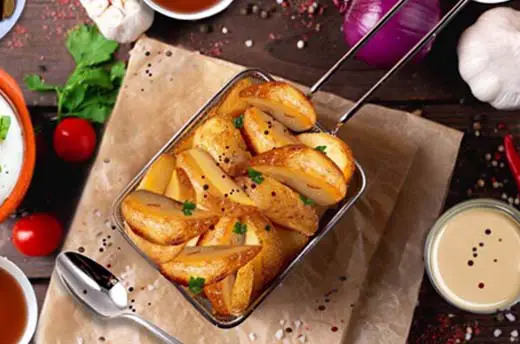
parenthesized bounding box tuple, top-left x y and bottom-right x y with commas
(0, 92, 24, 206)
(430, 207, 520, 313)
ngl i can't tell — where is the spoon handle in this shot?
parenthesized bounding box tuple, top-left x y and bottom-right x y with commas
(121, 313, 183, 344)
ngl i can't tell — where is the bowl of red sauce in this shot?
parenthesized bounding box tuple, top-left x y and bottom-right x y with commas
(0, 69, 36, 222)
(144, 0, 233, 20)
(0, 257, 38, 344)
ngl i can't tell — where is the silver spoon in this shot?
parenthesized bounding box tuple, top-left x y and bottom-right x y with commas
(56, 251, 183, 344)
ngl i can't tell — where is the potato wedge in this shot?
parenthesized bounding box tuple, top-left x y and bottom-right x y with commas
(171, 132, 195, 155)
(124, 224, 184, 264)
(239, 81, 316, 132)
(204, 274, 236, 315)
(242, 107, 299, 154)
(217, 78, 253, 117)
(277, 227, 309, 263)
(137, 154, 176, 194)
(201, 217, 245, 315)
(186, 235, 200, 247)
(160, 245, 261, 285)
(244, 214, 285, 285)
(199, 216, 243, 246)
(193, 115, 251, 176)
(250, 145, 347, 206)
(230, 261, 256, 315)
(236, 175, 319, 236)
(176, 149, 256, 216)
(121, 190, 219, 245)
(165, 168, 196, 203)
(298, 133, 356, 183)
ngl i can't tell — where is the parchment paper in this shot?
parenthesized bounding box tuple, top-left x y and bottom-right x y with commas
(36, 37, 462, 344)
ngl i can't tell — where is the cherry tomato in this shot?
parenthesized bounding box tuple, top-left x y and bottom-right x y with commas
(53, 118, 96, 162)
(12, 213, 64, 257)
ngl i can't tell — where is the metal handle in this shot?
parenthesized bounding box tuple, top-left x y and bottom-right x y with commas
(121, 312, 183, 344)
(308, 0, 472, 134)
(307, 0, 412, 97)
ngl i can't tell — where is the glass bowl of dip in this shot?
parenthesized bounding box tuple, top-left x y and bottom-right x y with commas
(425, 199, 520, 313)
(0, 69, 36, 222)
(0, 257, 38, 344)
(144, 0, 234, 21)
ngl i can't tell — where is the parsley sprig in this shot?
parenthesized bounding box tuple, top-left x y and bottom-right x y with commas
(233, 221, 247, 234)
(300, 195, 315, 206)
(315, 145, 327, 153)
(233, 114, 244, 128)
(247, 168, 264, 184)
(182, 201, 196, 216)
(24, 25, 125, 123)
(188, 276, 205, 294)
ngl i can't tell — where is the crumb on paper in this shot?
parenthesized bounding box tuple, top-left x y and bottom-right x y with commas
(294, 320, 302, 328)
(248, 332, 257, 341)
(275, 329, 284, 340)
(297, 334, 307, 343)
(279, 319, 286, 326)
(147, 278, 161, 291)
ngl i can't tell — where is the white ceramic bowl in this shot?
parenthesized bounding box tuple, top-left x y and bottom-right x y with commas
(144, 0, 234, 20)
(0, 257, 38, 344)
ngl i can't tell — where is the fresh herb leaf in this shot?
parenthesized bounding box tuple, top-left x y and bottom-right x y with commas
(233, 221, 247, 234)
(110, 61, 126, 83)
(24, 75, 57, 92)
(300, 195, 315, 205)
(315, 145, 327, 153)
(24, 24, 125, 124)
(247, 168, 264, 184)
(0, 116, 11, 141)
(265, 224, 271, 231)
(66, 24, 118, 66)
(188, 276, 205, 294)
(182, 201, 196, 216)
(233, 114, 244, 128)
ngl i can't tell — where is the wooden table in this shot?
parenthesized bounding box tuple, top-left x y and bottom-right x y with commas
(1, 0, 519, 342)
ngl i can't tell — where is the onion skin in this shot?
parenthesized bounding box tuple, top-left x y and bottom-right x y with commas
(343, 0, 441, 68)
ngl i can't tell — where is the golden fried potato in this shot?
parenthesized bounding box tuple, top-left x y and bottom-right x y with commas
(277, 227, 309, 263)
(298, 132, 356, 183)
(121, 190, 219, 245)
(242, 107, 299, 154)
(239, 81, 316, 132)
(243, 214, 285, 286)
(165, 168, 196, 203)
(176, 149, 256, 216)
(193, 115, 251, 176)
(236, 175, 319, 236)
(159, 245, 261, 285)
(217, 78, 254, 117)
(137, 154, 176, 194)
(124, 224, 184, 264)
(250, 145, 347, 206)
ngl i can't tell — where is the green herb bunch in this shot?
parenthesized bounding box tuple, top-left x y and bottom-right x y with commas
(24, 25, 126, 123)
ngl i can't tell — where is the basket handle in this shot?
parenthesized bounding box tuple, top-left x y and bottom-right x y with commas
(307, 0, 472, 135)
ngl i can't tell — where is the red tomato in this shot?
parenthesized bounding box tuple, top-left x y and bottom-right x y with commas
(12, 213, 64, 256)
(53, 118, 96, 162)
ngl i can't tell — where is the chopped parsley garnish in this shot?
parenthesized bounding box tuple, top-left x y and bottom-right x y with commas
(233, 114, 244, 128)
(300, 195, 315, 206)
(233, 221, 247, 234)
(247, 168, 264, 184)
(188, 276, 205, 294)
(315, 145, 327, 153)
(0, 116, 11, 141)
(182, 201, 196, 216)
(265, 224, 271, 231)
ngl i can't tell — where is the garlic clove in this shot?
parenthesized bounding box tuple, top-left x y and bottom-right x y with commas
(80, 0, 110, 19)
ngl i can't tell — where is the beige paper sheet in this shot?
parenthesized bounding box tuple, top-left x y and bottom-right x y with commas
(36, 37, 462, 344)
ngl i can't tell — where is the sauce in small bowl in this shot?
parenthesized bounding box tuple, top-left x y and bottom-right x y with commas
(144, 0, 233, 20)
(0, 258, 38, 344)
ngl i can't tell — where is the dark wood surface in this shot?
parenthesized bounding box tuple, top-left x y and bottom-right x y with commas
(1, 0, 520, 343)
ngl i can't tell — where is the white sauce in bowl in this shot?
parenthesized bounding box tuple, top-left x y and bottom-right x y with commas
(0, 93, 24, 206)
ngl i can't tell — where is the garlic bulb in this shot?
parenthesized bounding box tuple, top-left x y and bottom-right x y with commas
(457, 7, 520, 110)
(80, 0, 154, 44)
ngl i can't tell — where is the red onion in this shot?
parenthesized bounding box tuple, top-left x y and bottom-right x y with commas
(342, 0, 441, 68)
